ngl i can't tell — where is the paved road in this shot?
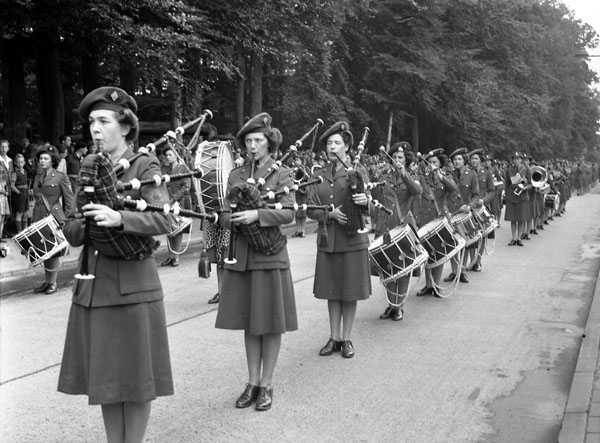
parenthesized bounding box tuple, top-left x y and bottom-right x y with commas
(1, 189, 600, 443)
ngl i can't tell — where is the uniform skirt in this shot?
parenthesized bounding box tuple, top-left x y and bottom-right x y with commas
(215, 268, 298, 335)
(314, 249, 371, 302)
(58, 301, 173, 405)
(504, 200, 529, 222)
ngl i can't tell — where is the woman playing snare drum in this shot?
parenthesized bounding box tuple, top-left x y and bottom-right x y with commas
(376, 142, 422, 321)
(415, 150, 458, 297)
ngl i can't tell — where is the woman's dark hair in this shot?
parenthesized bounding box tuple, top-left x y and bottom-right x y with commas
(37, 147, 60, 168)
(115, 108, 139, 143)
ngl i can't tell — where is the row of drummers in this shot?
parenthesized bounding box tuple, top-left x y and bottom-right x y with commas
(299, 139, 567, 321)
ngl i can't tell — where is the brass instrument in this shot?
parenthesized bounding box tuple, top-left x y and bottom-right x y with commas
(293, 166, 310, 184)
(513, 177, 528, 196)
(530, 165, 550, 193)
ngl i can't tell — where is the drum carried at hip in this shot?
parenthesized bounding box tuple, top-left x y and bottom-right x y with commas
(368, 224, 429, 284)
(417, 216, 466, 268)
(13, 215, 69, 267)
(194, 140, 236, 213)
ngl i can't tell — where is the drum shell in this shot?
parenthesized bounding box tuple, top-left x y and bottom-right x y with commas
(450, 212, 481, 247)
(472, 205, 496, 237)
(13, 215, 69, 266)
(417, 217, 463, 266)
(195, 141, 235, 212)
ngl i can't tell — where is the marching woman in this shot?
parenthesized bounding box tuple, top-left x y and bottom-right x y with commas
(160, 145, 192, 267)
(31, 145, 75, 294)
(504, 152, 531, 246)
(375, 141, 422, 320)
(307, 121, 371, 358)
(444, 148, 480, 283)
(215, 112, 297, 411)
(466, 149, 495, 272)
(58, 87, 173, 443)
(415, 149, 458, 297)
(484, 154, 504, 227)
(10, 153, 30, 233)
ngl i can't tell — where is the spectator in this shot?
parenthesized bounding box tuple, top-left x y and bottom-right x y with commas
(10, 153, 30, 233)
(66, 141, 88, 194)
(0, 140, 13, 239)
(56, 144, 68, 176)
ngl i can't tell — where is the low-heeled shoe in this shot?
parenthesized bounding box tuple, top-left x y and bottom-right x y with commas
(391, 308, 403, 321)
(471, 263, 482, 272)
(160, 257, 173, 266)
(443, 272, 456, 282)
(459, 273, 469, 283)
(416, 286, 432, 296)
(319, 338, 342, 356)
(379, 306, 394, 319)
(170, 259, 179, 267)
(235, 384, 259, 408)
(33, 282, 49, 293)
(255, 386, 273, 411)
(341, 340, 354, 358)
(208, 293, 220, 304)
(45, 283, 58, 294)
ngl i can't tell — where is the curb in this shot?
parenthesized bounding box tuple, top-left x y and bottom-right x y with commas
(558, 261, 600, 442)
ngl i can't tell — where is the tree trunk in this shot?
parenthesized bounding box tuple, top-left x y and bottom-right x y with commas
(34, 30, 64, 145)
(0, 37, 28, 143)
(119, 56, 136, 95)
(248, 50, 263, 117)
(235, 47, 246, 128)
(411, 110, 419, 152)
(79, 45, 102, 141)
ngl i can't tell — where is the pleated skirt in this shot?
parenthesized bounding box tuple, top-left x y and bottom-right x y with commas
(504, 201, 530, 222)
(314, 249, 372, 302)
(58, 301, 173, 405)
(215, 268, 298, 335)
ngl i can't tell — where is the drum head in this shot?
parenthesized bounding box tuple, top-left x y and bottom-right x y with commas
(195, 141, 235, 212)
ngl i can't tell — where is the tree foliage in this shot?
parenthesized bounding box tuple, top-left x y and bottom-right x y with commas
(0, 0, 598, 161)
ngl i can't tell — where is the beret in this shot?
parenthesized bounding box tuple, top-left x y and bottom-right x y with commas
(78, 86, 138, 121)
(511, 151, 524, 158)
(448, 147, 468, 159)
(318, 121, 354, 148)
(467, 148, 484, 158)
(36, 145, 59, 162)
(236, 112, 273, 146)
(389, 141, 412, 157)
(423, 148, 444, 160)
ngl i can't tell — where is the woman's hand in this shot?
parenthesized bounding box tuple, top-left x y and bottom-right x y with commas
(231, 209, 259, 225)
(352, 192, 369, 206)
(81, 203, 123, 228)
(330, 205, 348, 225)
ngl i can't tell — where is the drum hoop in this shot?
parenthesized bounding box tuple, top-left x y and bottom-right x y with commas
(425, 234, 466, 268)
(368, 224, 412, 251)
(417, 217, 451, 239)
(450, 212, 472, 224)
(215, 141, 235, 209)
(14, 215, 68, 267)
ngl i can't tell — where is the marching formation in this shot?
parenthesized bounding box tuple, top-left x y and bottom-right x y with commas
(6, 88, 599, 442)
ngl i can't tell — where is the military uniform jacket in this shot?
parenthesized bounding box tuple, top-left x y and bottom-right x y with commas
(473, 166, 496, 207)
(416, 170, 458, 227)
(63, 149, 171, 308)
(218, 160, 295, 272)
(306, 163, 370, 253)
(446, 167, 480, 213)
(504, 165, 531, 204)
(32, 167, 74, 223)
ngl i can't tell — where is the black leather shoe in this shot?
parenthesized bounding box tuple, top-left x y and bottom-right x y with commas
(459, 273, 469, 283)
(255, 386, 273, 411)
(208, 293, 220, 304)
(170, 258, 179, 267)
(432, 287, 443, 298)
(379, 306, 394, 319)
(417, 286, 433, 297)
(443, 272, 456, 282)
(45, 283, 58, 294)
(516, 240, 524, 246)
(341, 340, 354, 358)
(160, 257, 173, 266)
(522, 234, 531, 240)
(33, 283, 49, 293)
(472, 263, 482, 272)
(391, 307, 403, 321)
(235, 384, 259, 408)
(319, 338, 342, 356)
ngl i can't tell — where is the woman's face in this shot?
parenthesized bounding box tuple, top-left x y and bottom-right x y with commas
(391, 150, 406, 167)
(88, 109, 128, 155)
(326, 134, 348, 162)
(0, 142, 8, 155)
(429, 156, 441, 169)
(453, 155, 465, 169)
(470, 155, 481, 168)
(39, 153, 53, 170)
(165, 150, 177, 164)
(245, 132, 270, 162)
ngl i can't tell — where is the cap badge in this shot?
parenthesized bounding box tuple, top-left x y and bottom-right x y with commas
(110, 91, 119, 101)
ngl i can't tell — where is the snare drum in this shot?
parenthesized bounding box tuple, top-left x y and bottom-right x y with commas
(194, 141, 235, 212)
(168, 215, 192, 237)
(450, 212, 482, 247)
(417, 217, 465, 268)
(13, 215, 69, 267)
(545, 193, 560, 211)
(472, 205, 496, 237)
(368, 225, 429, 284)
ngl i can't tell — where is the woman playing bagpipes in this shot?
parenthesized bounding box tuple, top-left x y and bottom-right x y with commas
(57, 87, 173, 443)
(214, 112, 297, 412)
(306, 121, 372, 359)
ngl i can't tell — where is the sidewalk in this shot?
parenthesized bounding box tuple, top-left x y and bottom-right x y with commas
(559, 247, 600, 443)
